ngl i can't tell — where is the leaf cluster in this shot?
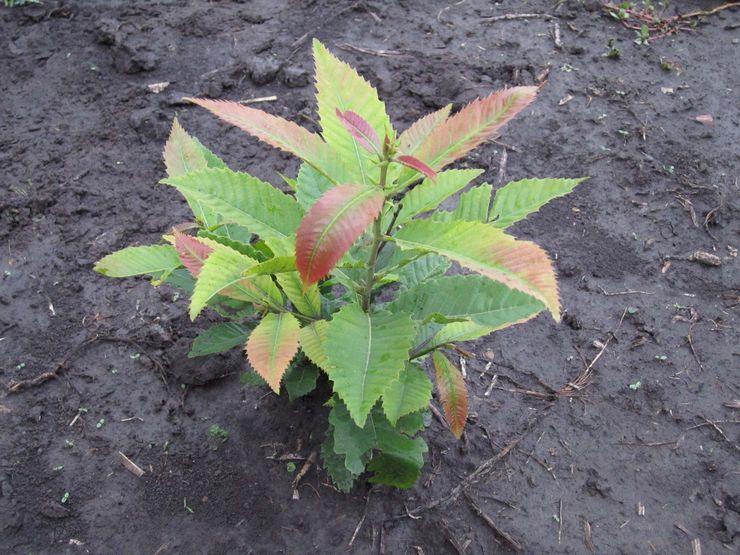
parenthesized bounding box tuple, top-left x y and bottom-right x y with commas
(95, 40, 586, 490)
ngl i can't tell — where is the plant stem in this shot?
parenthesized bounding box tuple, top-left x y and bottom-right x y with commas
(361, 161, 389, 312)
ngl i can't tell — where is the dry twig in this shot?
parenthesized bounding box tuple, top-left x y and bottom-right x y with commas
(464, 491, 523, 551)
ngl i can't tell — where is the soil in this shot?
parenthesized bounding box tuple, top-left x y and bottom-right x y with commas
(1, 1, 738, 554)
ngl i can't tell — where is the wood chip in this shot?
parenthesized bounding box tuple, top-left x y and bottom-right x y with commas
(693, 114, 714, 126)
(687, 251, 721, 267)
(118, 451, 145, 478)
(147, 82, 170, 94)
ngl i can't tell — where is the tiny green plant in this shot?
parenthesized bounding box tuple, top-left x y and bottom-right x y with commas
(96, 40, 587, 491)
(208, 424, 229, 442)
(634, 24, 651, 45)
(604, 39, 621, 59)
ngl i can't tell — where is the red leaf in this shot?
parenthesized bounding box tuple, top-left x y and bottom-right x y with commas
(185, 98, 344, 182)
(296, 185, 385, 285)
(433, 351, 468, 439)
(336, 109, 381, 153)
(414, 87, 537, 171)
(173, 230, 213, 277)
(398, 104, 451, 154)
(396, 155, 437, 180)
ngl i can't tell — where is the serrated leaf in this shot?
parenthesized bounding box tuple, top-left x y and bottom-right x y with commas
(245, 312, 301, 393)
(296, 184, 384, 285)
(329, 400, 375, 475)
(396, 155, 437, 180)
(242, 256, 296, 277)
(313, 39, 392, 186)
(189, 323, 251, 357)
(95, 245, 181, 278)
(240, 371, 268, 386)
(396, 254, 451, 290)
(295, 162, 334, 211)
(396, 169, 483, 224)
(389, 275, 545, 328)
(198, 230, 266, 262)
(185, 97, 352, 185)
(490, 177, 588, 228)
(336, 109, 381, 154)
(398, 104, 452, 154)
(163, 168, 304, 240)
(321, 431, 359, 492)
(277, 272, 322, 318)
(162, 268, 196, 294)
(413, 87, 537, 172)
(298, 321, 330, 371)
(283, 358, 320, 401)
(391, 220, 560, 320)
(163, 118, 220, 227)
(382, 363, 433, 425)
(450, 183, 493, 222)
(367, 414, 427, 488)
(190, 246, 282, 319)
(432, 351, 468, 439)
(173, 230, 213, 277)
(325, 304, 416, 426)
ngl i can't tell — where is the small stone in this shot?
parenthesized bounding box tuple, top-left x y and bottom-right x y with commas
(281, 66, 310, 88)
(39, 501, 70, 519)
(248, 56, 280, 86)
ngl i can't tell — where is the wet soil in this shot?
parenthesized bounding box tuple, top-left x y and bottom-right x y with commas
(1, 1, 738, 553)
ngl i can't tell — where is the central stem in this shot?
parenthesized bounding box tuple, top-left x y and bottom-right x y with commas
(362, 161, 389, 312)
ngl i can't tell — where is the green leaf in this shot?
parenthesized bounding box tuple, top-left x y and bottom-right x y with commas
(189, 323, 251, 357)
(95, 245, 181, 278)
(298, 321, 330, 371)
(450, 183, 493, 222)
(391, 220, 560, 320)
(382, 363, 433, 425)
(396, 254, 451, 290)
(325, 304, 417, 427)
(313, 39, 392, 186)
(163, 168, 304, 240)
(490, 177, 588, 228)
(395, 169, 483, 224)
(367, 414, 427, 488)
(276, 272, 322, 318)
(329, 400, 375, 475)
(240, 371, 267, 386)
(389, 275, 545, 328)
(243, 256, 296, 277)
(321, 431, 359, 492)
(245, 312, 301, 393)
(190, 245, 282, 319)
(197, 231, 266, 261)
(295, 162, 334, 211)
(163, 118, 224, 227)
(162, 268, 196, 294)
(283, 357, 320, 401)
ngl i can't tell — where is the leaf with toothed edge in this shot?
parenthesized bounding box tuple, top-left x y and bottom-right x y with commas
(336, 109, 381, 154)
(432, 351, 468, 439)
(313, 39, 392, 186)
(296, 184, 385, 285)
(245, 312, 301, 393)
(324, 303, 417, 427)
(398, 104, 452, 155)
(94, 245, 182, 278)
(172, 230, 213, 277)
(298, 321, 330, 371)
(391, 220, 560, 320)
(189, 323, 251, 358)
(381, 363, 433, 425)
(185, 97, 353, 185)
(395, 169, 483, 225)
(412, 87, 538, 173)
(490, 177, 589, 229)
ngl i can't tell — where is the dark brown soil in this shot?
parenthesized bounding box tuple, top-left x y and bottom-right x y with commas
(1, 1, 738, 554)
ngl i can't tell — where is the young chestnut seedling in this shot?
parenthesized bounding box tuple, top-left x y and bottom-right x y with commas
(96, 39, 587, 490)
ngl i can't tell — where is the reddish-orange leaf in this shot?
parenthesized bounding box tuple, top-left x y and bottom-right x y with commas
(414, 87, 537, 171)
(432, 351, 468, 439)
(396, 155, 437, 180)
(296, 184, 385, 285)
(397, 104, 451, 154)
(173, 230, 213, 277)
(185, 98, 344, 183)
(336, 109, 381, 153)
(245, 312, 301, 393)
(163, 118, 208, 177)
